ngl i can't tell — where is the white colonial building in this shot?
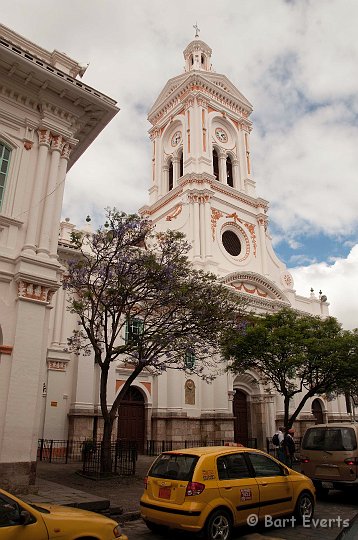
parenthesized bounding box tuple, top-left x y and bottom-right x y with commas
(0, 27, 352, 489)
(0, 24, 119, 490)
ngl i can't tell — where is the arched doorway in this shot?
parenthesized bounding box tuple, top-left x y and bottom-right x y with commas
(233, 390, 249, 445)
(312, 399, 324, 424)
(117, 386, 145, 452)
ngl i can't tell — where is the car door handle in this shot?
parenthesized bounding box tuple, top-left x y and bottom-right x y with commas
(224, 487, 232, 490)
(260, 482, 268, 486)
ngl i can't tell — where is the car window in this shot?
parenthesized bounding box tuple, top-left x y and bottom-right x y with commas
(217, 453, 252, 480)
(149, 453, 198, 481)
(0, 494, 20, 528)
(248, 453, 285, 477)
(302, 428, 357, 451)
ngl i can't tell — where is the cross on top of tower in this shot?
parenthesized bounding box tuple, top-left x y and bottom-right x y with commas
(193, 22, 200, 38)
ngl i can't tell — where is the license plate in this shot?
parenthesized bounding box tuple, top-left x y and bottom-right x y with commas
(159, 487, 171, 499)
(322, 482, 334, 489)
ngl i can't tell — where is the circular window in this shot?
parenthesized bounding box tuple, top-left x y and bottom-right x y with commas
(222, 230, 242, 256)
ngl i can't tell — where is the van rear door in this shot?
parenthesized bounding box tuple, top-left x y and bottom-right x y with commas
(301, 427, 357, 483)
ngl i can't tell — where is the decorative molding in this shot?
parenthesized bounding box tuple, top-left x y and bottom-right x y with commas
(23, 141, 33, 150)
(188, 192, 210, 204)
(166, 204, 182, 221)
(232, 282, 268, 297)
(149, 75, 253, 127)
(0, 345, 12, 355)
(211, 208, 223, 240)
(47, 360, 67, 371)
(37, 128, 52, 146)
(221, 271, 290, 305)
(281, 271, 294, 289)
(17, 280, 56, 304)
(221, 222, 250, 262)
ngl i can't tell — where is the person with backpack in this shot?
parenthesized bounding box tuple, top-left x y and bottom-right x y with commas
(272, 427, 285, 462)
(282, 428, 296, 467)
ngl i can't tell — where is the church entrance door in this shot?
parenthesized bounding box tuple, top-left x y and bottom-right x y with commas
(233, 390, 249, 445)
(117, 387, 145, 452)
(312, 399, 324, 424)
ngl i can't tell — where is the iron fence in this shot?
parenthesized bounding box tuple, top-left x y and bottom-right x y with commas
(82, 440, 137, 477)
(37, 439, 84, 463)
(145, 438, 257, 456)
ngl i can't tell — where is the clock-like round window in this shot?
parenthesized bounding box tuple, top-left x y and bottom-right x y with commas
(222, 230, 242, 256)
(215, 127, 228, 143)
(171, 131, 182, 147)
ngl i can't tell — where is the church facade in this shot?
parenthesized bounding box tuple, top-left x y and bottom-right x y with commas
(0, 27, 351, 489)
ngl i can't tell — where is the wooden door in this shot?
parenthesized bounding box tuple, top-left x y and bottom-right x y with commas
(117, 387, 145, 452)
(233, 390, 249, 445)
(312, 399, 324, 424)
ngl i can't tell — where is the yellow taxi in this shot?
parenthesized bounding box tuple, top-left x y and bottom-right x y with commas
(140, 446, 315, 540)
(0, 487, 128, 540)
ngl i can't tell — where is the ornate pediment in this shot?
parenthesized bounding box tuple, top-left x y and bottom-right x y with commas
(148, 71, 253, 126)
(221, 271, 291, 309)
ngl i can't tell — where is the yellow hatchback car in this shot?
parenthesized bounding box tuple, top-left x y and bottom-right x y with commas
(0, 487, 128, 540)
(140, 446, 315, 540)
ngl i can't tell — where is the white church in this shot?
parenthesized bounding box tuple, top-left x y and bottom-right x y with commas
(0, 24, 351, 490)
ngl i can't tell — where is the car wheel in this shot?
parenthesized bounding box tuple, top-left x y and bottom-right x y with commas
(204, 509, 232, 540)
(144, 519, 167, 534)
(294, 491, 314, 523)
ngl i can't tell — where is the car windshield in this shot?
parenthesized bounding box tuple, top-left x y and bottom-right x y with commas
(302, 428, 357, 451)
(149, 453, 198, 481)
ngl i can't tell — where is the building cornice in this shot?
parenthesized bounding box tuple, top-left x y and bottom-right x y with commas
(148, 72, 253, 127)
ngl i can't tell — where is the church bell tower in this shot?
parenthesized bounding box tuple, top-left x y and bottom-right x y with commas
(140, 31, 303, 312)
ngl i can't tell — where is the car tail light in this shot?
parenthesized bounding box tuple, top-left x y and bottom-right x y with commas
(300, 456, 310, 464)
(144, 476, 148, 489)
(344, 458, 358, 466)
(185, 482, 205, 496)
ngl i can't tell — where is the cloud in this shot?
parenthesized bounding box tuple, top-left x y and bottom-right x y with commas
(291, 244, 358, 329)
(2, 0, 358, 327)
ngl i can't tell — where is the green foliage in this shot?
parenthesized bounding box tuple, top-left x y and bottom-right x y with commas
(223, 308, 358, 428)
(63, 208, 247, 462)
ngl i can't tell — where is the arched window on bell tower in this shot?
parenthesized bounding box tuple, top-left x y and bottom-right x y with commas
(179, 150, 183, 178)
(226, 155, 233, 187)
(168, 159, 174, 191)
(212, 148, 219, 181)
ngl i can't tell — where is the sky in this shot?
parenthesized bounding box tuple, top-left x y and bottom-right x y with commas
(2, 0, 358, 329)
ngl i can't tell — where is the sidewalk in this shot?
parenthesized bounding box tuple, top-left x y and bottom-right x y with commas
(22, 454, 154, 519)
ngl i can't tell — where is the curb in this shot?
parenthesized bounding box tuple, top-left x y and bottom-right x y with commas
(116, 511, 141, 522)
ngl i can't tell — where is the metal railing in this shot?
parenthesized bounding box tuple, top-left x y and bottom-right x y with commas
(37, 439, 84, 463)
(145, 438, 257, 456)
(82, 440, 137, 477)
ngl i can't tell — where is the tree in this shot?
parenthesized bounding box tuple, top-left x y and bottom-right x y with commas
(64, 208, 247, 472)
(222, 308, 358, 431)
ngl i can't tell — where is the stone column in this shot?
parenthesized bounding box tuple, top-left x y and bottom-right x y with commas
(232, 158, 240, 190)
(162, 164, 169, 195)
(191, 194, 200, 259)
(49, 143, 72, 258)
(204, 196, 212, 258)
(258, 215, 268, 276)
(199, 196, 205, 258)
(38, 135, 63, 257)
(22, 129, 51, 254)
(218, 149, 226, 183)
(172, 156, 180, 188)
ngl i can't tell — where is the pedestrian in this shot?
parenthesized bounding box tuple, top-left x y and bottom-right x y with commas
(272, 426, 285, 463)
(282, 428, 296, 467)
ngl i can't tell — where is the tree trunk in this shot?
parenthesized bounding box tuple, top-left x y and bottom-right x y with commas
(101, 416, 114, 473)
(283, 395, 290, 430)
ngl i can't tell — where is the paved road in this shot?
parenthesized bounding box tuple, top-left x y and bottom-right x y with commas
(121, 490, 358, 540)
